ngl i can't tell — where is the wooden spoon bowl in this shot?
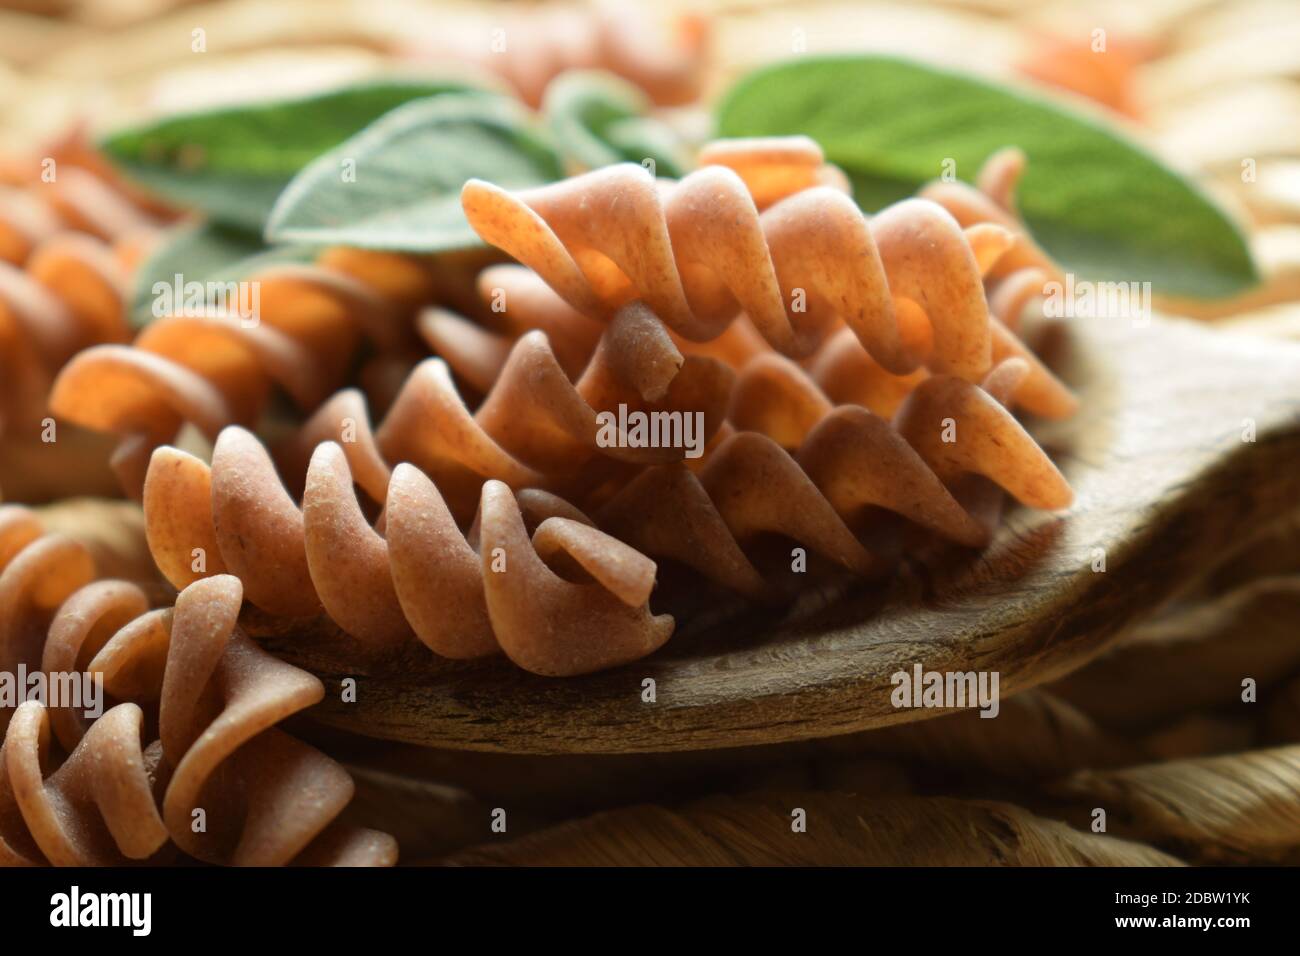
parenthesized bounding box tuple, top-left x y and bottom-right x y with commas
(248, 312, 1300, 754)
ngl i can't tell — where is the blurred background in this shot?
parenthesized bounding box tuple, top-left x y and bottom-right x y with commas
(3, 0, 1300, 865)
(2, 0, 1297, 325)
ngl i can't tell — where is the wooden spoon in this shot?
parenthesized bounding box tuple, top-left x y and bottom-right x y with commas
(249, 311, 1300, 754)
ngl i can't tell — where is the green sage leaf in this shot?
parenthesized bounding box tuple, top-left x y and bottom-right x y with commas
(716, 56, 1258, 299)
(543, 70, 690, 178)
(101, 79, 481, 232)
(264, 93, 564, 252)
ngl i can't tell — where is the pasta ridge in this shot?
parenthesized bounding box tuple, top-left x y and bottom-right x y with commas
(276, 299, 734, 522)
(599, 356, 1072, 601)
(142, 427, 674, 676)
(919, 148, 1063, 284)
(1, 700, 169, 866)
(0, 179, 146, 438)
(46, 248, 446, 498)
(138, 342, 1069, 673)
(461, 136, 1021, 380)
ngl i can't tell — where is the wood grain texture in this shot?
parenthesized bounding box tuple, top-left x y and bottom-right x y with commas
(247, 312, 1300, 754)
(438, 792, 1186, 867)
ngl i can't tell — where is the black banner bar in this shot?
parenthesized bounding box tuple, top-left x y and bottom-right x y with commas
(1, 865, 1290, 942)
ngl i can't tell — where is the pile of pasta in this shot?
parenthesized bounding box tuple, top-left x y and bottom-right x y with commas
(49, 136, 1077, 679)
(0, 502, 398, 866)
(47, 244, 488, 497)
(0, 135, 162, 444)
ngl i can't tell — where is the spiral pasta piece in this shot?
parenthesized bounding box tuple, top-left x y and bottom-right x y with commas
(0, 180, 146, 437)
(0, 166, 157, 265)
(672, 142, 1073, 420)
(462, 137, 1020, 380)
(1, 700, 169, 866)
(173, 308, 1069, 637)
(595, 355, 1071, 599)
(1, 499, 395, 866)
(142, 426, 674, 676)
(0, 501, 164, 866)
(0, 505, 95, 737)
(139, 291, 1069, 670)
(139, 303, 727, 628)
(47, 247, 447, 497)
(919, 148, 1063, 285)
(1, 564, 398, 867)
(94, 575, 396, 865)
(275, 300, 734, 523)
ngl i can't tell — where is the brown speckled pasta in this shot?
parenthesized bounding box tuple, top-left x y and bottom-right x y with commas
(461, 136, 1023, 379)
(1, 500, 393, 865)
(69, 131, 1074, 681)
(0, 505, 95, 739)
(1, 700, 170, 867)
(599, 357, 1071, 602)
(0, 563, 397, 866)
(91, 575, 397, 865)
(0, 180, 147, 438)
(920, 148, 1063, 287)
(0, 503, 163, 866)
(142, 430, 673, 677)
(131, 138, 1072, 672)
(402, 305, 1069, 542)
(276, 299, 734, 522)
(139, 341, 1067, 669)
(47, 248, 451, 498)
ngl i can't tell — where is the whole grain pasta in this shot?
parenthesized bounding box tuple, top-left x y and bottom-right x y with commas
(48, 248, 454, 497)
(599, 357, 1071, 602)
(1, 497, 394, 866)
(88, 574, 398, 865)
(277, 299, 734, 520)
(0, 558, 397, 866)
(0, 169, 153, 439)
(123, 133, 1077, 676)
(460, 137, 1027, 379)
(143, 429, 674, 677)
(137, 342, 1068, 673)
(1, 700, 170, 867)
